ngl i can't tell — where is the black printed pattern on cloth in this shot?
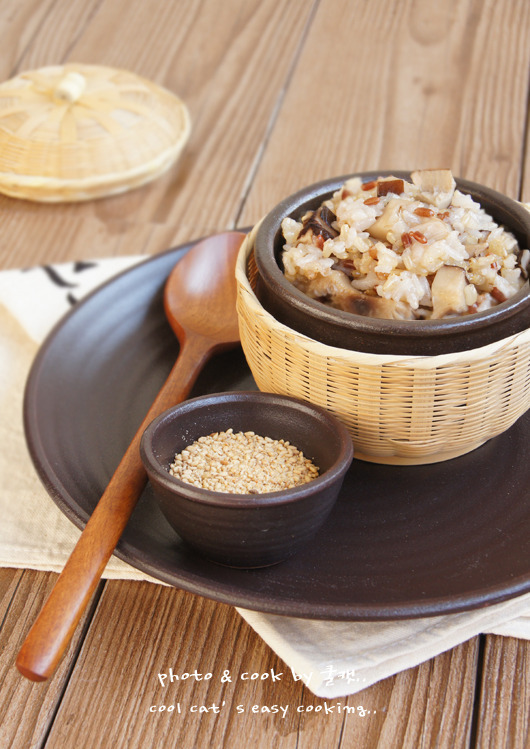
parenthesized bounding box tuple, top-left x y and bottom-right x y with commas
(23, 261, 99, 306)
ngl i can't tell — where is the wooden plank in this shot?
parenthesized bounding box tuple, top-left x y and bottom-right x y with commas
(44, 582, 301, 748)
(239, 0, 530, 227)
(0, 211, 155, 269)
(0, 569, 101, 749)
(0, 0, 58, 80)
(62, 0, 318, 235)
(0, 0, 317, 269)
(448, 0, 530, 196)
(335, 640, 478, 748)
(43, 578, 479, 748)
(293, 643, 478, 748)
(475, 635, 530, 748)
(520, 95, 530, 203)
(8, 0, 103, 76)
(0, 568, 21, 618)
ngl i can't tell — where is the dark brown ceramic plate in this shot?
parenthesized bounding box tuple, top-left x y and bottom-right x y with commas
(24, 237, 530, 620)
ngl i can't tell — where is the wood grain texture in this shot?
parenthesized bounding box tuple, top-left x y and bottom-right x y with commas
(41, 581, 479, 749)
(44, 583, 303, 749)
(520, 97, 530, 203)
(0, 0, 316, 268)
(239, 0, 530, 226)
(336, 641, 478, 749)
(0, 570, 100, 749)
(475, 636, 529, 749)
(0, 0, 58, 80)
(0, 568, 21, 619)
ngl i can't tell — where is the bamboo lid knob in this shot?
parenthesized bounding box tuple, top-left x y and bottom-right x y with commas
(53, 72, 86, 104)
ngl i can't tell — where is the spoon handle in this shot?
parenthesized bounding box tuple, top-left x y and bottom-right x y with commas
(16, 335, 215, 682)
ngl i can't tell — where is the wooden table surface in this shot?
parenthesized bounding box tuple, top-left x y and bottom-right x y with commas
(1, 0, 529, 746)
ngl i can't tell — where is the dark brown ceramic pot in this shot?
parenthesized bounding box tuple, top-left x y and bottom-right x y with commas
(140, 391, 353, 568)
(253, 171, 530, 355)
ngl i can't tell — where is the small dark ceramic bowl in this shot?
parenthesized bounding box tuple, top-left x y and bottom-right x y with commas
(253, 171, 530, 355)
(140, 391, 354, 568)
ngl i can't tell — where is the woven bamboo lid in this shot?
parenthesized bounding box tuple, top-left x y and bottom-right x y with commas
(0, 63, 191, 201)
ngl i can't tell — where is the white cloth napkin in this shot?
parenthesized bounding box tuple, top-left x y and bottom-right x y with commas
(1, 254, 529, 699)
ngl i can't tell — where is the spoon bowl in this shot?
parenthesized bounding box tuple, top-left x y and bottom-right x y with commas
(164, 233, 241, 347)
(16, 231, 246, 682)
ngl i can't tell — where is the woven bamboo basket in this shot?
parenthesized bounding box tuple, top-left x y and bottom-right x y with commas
(236, 224, 530, 465)
(0, 64, 190, 202)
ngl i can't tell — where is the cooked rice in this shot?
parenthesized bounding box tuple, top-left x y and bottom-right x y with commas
(281, 170, 529, 320)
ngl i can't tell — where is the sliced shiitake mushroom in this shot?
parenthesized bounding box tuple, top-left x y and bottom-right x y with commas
(296, 270, 411, 319)
(343, 291, 409, 319)
(368, 198, 409, 242)
(298, 205, 339, 242)
(431, 265, 468, 318)
(410, 169, 456, 209)
(377, 178, 405, 197)
(518, 248, 530, 279)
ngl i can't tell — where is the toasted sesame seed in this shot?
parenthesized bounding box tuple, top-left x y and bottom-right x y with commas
(168, 430, 319, 494)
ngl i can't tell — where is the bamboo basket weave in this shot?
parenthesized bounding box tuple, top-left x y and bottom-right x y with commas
(0, 64, 190, 202)
(236, 225, 530, 465)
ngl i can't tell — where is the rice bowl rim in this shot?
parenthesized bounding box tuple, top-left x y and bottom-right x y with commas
(253, 171, 530, 342)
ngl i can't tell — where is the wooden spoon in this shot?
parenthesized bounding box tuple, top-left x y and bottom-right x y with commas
(16, 231, 246, 682)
